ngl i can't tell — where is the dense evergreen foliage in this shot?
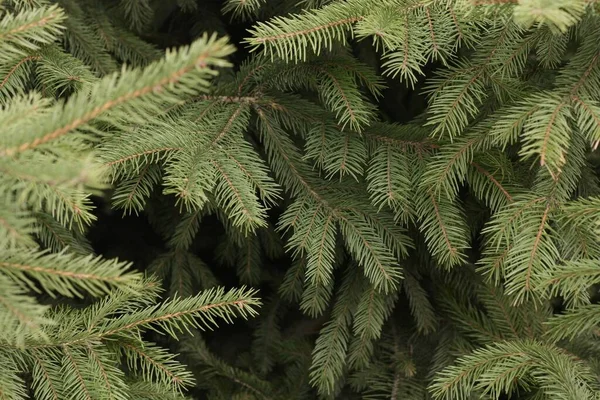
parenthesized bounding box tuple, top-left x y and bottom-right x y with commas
(1, 0, 600, 399)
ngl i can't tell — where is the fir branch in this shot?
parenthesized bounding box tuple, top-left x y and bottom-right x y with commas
(247, 0, 369, 61)
(0, 5, 65, 63)
(429, 340, 596, 400)
(61, 347, 93, 400)
(0, 33, 234, 156)
(0, 55, 40, 95)
(422, 132, 490, 199)
(415, 188, 469, 268)
(523, 204, 550, 292)
(116, 341, 193, 393)
(305, 213, 336, 287)
(29, 349, 62, 400)
(0, 205, 37, 249)
(111, 163, 162, 214)
(337, 211, 401, 292)
(119, 0, 153, 32)
(34, 212, 93, 255)
(470, 162, 514, 204)
(540, 259, 600, 308)
(513, 0, 588, 33)
(352, 285, 397, 340)
(545, 304, 600, 342)
(0, 249, 142, 298)
(211, 157, 268, 232)
(402, 267, 437, 334)
(222, 0, 266, 20)
(0, 273, 51, 346)
(99, 286, 261, 339)
(309, 267, 363, 395)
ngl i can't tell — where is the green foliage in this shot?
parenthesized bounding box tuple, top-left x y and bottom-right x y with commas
(0, 5, 261, 398)
(3, 0, 600, 399)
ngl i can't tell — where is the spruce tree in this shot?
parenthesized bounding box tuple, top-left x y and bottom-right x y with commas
(1, 0, 600, 399)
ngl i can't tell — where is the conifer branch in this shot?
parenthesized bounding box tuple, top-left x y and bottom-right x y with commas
(0, 33, 234, 157)
(539, 102, 568, 168)
(524, 205, 550, 291)
(0, 5, 65, 64)
(105, 147, 183, 167)
(0, 55, 40, 91)
(255, 106, 327, 202)
(62, 347, 93, 400)
(2, 2, 600, 399)
(100, 287, 260, 338)
(471, 162, 513, 203)
(255, 16, 363, 45)
(0, 249, 142, 298)
(482, 285, 521, 338)
(338, 212, 396, 289)
(210, 103, 247, 145)
(571, 53, 600, 95)
(118, 342, 191, 392)
(416, 189, 468, 268)
(30, 350, 60, 400)
(85, 345, 116, 400)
